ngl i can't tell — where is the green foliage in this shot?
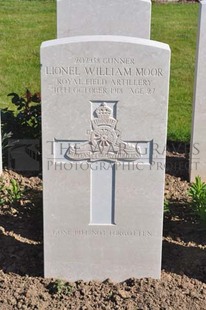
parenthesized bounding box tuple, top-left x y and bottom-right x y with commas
(0, 181, 6, 206)
(2, 89, 41, 139)
(0, 178, 24, 206)
(48, 280, 73, 296)
(2, 131, 13, 147)
(188, 176, 206, 223)
(164, 199, 170, 214)
(7, 179, 24, 204)
(1, 130, 13, 162)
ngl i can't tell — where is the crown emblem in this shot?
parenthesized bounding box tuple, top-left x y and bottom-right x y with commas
(95, 103, 112, 118)
(92, 103, 117, 129)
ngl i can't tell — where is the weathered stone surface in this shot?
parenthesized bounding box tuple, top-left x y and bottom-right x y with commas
(57, 0, 151, 39)
(41, 36, 170, 281)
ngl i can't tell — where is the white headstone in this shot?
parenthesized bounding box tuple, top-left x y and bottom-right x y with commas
(190, 1, 206, 182)
(41, 36, 170, 281)
(57, 0, 151, 39)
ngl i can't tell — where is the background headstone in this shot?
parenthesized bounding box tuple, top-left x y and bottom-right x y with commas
(7, 139, 40, 172)
(41, 36, 170, 281)
(57, 0, 151, 39)
(190, 1, 206, 182)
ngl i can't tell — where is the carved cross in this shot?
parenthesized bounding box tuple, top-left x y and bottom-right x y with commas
(53, 101, 152, 225)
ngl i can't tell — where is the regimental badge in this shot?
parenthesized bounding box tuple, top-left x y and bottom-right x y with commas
(65, 103, 141, 162)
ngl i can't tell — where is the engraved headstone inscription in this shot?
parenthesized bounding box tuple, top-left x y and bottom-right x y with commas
(57, 0, 151, 39)
(190, 1, 206, 182)
(41, 36, 170, 281)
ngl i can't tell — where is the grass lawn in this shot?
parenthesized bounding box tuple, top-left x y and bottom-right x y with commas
(0, 0, 56, 106)
(0, 1, 199, 142)
(152, 3, 199, 142)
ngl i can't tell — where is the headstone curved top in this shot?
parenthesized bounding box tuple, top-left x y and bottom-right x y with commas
(57, 0, 151, 39)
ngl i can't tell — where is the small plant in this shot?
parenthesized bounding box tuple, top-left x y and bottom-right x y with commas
(164, 199, 170, 213)
(2, 131, 13, 150)
(0, 178, 24, 206)
(48, 279, 73, 296)
(188, 176, 206, 223)
(1, 89, 42, 169)
(0, 179, 6, 206)
(6, 179, 23, 204)
(1, 130, 13, 165)
(2, 89, 41, 139)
